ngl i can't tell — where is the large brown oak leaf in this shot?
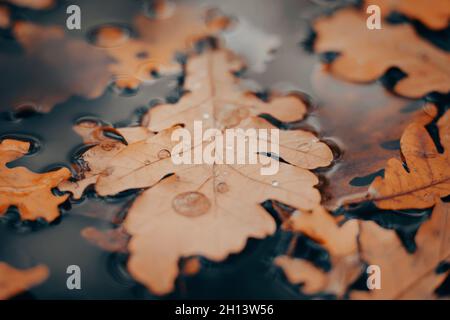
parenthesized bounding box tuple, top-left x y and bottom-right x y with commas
(61, 49, 333, 294)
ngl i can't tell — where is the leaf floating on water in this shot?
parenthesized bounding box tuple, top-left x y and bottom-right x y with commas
(0, 22, 112, 113)
(366, 0, 450, 30)
(366, 109, 450, 210)
(0, 139, 70, 221)
(351, 200, 450, 299)
(313, 7, 450, 98)
(312, 70, 437, 210)
(0, 263, 49, 300)
(275, 206, 362, 297)
(91, 5, 230, 89)
(65, 48, 333, 295)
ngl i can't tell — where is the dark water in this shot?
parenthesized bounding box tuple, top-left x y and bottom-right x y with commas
(0, 0, 448, 299)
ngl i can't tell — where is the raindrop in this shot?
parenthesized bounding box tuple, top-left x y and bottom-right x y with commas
(157, 149, 171, 159)
(172, 191, 211, 217)
(216, 182, 229, 193)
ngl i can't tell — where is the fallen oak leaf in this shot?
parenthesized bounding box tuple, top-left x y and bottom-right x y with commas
(351, 200, 450, 299)
(312, 70, 438, 210)
(91, 5, 230, 89)
(275, 254, 361, 298)
(63, 47, 333, 294)
(313, 8, 450, 98)
(0, 262, 49, 300)
(275, 206, 362, 297)
(365, 0, 450, 30)
(365, 109, 450, 210)
(0, 139, 70, 221)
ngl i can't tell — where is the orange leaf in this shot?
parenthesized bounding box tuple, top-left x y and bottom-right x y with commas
(351, 201, 450, 299)
(0, 139, 70, 221)
(0, 263, 49, 300)
(313, 7, 450, 98)
(368, 109, 450, 210)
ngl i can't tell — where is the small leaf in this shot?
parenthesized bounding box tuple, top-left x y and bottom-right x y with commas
(0, 139, 70, 221)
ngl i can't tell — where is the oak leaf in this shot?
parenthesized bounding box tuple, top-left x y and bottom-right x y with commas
(0, 139, 70, 221)
(366, 0, 450, 30)
(62, 49, 333, 295)
(351, 200, 450, 299)
(312, 70, 438, 210)
(275, 206, 362, 297)
(313, 8, 450, 98)
(0, 263, 49, 300)
(367, 109, 450, 210)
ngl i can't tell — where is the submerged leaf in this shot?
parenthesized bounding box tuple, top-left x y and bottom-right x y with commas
(0, 263, 49, 300)
(0, 139, 70, 221)
(313, 8, 450, 98)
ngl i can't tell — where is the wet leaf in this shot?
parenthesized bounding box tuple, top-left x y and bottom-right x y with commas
(312, 70, 436, 210)
(366, 0, 450, 30)
(313, 7, 450, 98)
(0, 262, 49, 300)
(365, 109, 450, 210)
(63, 49, 333, 295)
(351, 200, 450, 299)
(0, 139, 70, 221)
(275, 206, 362, 297)
(0, 22, 112, 112)
(92, 5, 230, 89)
